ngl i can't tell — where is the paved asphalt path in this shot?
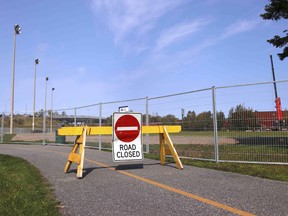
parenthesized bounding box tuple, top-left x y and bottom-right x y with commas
(0, 144, 287, 216)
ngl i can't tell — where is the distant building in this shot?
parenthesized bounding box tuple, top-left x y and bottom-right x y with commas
(53, 115, 106, 126)
(254, 111, 287, 129)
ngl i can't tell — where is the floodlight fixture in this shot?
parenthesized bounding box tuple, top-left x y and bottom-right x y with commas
(14, 24, 21, 34)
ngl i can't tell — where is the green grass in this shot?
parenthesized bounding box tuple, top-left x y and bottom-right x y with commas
(143, 143, 288, 182)
(145, 143, 288, 163)
(179, 130, 288, 137)
(144, 152, 288, 182)
(83, 141, 288, 182)
(0, 154, 62, 216)
(181, 159, 288, 182)
(2, 134, 16, 143)
(85, 141, 288, 168)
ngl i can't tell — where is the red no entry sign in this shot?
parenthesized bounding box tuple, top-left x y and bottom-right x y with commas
(113, 112, 143, 162)
(115, 114, 140, 142)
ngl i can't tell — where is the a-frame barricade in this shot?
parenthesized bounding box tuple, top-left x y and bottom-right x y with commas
(58, 125, 183, 178)
(64, 126, 90, 178)
(159, 126, 183, 170)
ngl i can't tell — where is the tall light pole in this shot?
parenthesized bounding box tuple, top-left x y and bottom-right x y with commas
(32, 58, 40, 132)
(10, 24, 21, 134)
(43, 77, 48, 145)
(5, 98, 10, 115)
(50, 87, 55, 133)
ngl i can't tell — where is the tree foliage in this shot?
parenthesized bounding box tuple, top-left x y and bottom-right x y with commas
(195, 111, 213, 131)
(228, 104, 258, 130)
(182, 111, 196, 130)
(146, 110, 227, 131)
(162, 114, 178, 125)
(260, 0, 288, 60)
(35, 110, 66, 117)
(217, 111, 226, 129)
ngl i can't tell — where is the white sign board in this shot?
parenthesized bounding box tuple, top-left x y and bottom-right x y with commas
(118, 106, 129, 112)
(112, 112, 143, 161)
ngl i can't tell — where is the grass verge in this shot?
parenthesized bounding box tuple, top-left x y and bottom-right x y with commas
(0, 154, 62, 216)
(84, 142, 288, 182)
(144, 153, 288, 182)
(2, 134, 16, 143)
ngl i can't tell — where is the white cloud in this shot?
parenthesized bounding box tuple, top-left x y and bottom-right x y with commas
(155, 19, 211, 51)
(90, 0, 183, 50)
(220, 19, 261, 39)
(181, 18, 262, 54)
(127, 18, 262, 80)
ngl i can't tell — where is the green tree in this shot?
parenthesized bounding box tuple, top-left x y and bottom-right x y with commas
(228, 104, 257, 130)
(162, 114, 179, 125)
(35, 109, 44, 117)
(260, 0, 288, 60)
(182, 111, 196, 130)
(217, 111, 226, 130)
(150, 114, 162, 124)
(105, 115, 112, 126)
(195, 111, 213, 131)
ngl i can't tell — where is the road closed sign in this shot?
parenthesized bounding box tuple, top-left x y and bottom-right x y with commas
(112, 112, 143, 161)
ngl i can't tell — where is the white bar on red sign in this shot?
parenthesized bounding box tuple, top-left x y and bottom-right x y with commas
(116, 126, 138, 131)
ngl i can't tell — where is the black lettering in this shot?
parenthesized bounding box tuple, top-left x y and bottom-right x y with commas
(116, 150, 142, 159)
(117, 152, 121, 158)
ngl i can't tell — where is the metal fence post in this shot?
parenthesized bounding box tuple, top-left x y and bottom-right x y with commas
(212, 86, 219, 162)
(72, 108, 77, 142)
(146, 96, 149, 153)
(99, 103, 102, 150)
(1, 112, 4, 143)
(74, 108, 77, 127)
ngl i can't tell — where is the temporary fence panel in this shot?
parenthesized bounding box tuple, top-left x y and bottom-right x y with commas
(148, 88, 216, 161)
(3, 80, 288, 165)
(215, 81, 288, 164)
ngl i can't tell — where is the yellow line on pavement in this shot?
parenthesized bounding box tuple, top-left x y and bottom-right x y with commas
(122, 170, 255, 216)
(49, 150, 255, 216)
(85, 159, 255, 216)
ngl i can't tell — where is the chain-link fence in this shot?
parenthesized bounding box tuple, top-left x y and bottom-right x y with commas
(1, 81, 288, 165)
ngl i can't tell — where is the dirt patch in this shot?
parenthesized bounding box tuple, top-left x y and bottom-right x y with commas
(144, 136, 237, 144)
(12, 133, 55, 142)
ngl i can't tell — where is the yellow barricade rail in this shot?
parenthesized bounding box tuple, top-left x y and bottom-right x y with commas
(58, 125, 183, 178)
(58, 125, 181, 136)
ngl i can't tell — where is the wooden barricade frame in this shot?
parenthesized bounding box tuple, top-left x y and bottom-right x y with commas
(58, 125, 183, 178)
(63, 126, 90, 178)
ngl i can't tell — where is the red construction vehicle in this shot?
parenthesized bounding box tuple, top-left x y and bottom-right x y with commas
(270, 55, 283, 130)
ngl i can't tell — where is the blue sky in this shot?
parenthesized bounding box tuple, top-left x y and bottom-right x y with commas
(0, 0, 287, 115)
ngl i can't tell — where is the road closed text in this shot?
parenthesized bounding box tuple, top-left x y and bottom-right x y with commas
(116, 144, 141, 159)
